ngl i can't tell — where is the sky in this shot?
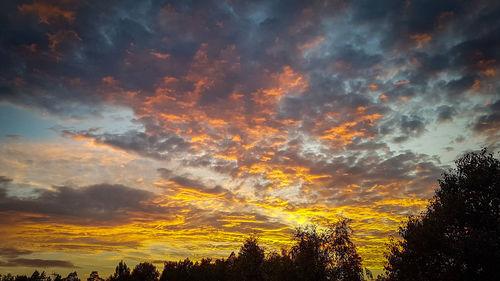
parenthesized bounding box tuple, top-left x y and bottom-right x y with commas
(0, 0, 499, 277)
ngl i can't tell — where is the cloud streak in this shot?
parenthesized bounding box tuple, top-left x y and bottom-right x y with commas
(0, 258, 76, 268)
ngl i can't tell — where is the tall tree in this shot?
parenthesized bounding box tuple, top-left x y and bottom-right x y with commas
(131, 262, 159, 281)
(290, 219, 364, 281)
(109, 261, 131, 281)
(382, 149, 500, 281)
(160, 259, 194, 281)
(63, 272, 79, 281)
(237, 236, 265, 281)
(1, 274, 15, 281)
(86, 272, 103, 281)
(328, 220, 363, 281)
(261, 250, 295, 281)
(291, 225, 330, 281)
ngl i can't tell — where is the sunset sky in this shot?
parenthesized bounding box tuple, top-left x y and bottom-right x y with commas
(1, 0, 499, 277)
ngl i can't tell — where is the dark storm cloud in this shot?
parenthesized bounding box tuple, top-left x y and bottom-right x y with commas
(303, 150, 444, 200)
(400, 115, 426, 136)
(0, 176, 13, 184)
(180, 154, 239, 176)
(162, 210, 289, 234)
(473, 100, 500, 133)
(445, 75, 477, 95)
(157, 169, 233, 197)
(436, 105, 455, 122)
(0, 258, 76, 268)
(1, 0, 498, 140)
(0, 247, 33, 259)
(0, 0, 166, 116)
(45, 239, 141, 252)
(389, 115, 427, 143)
(278, 72, 387, 121)
(0, 0, 347, 113)
(61, 128, 189, 160)
(0, 182, 156, 223)
(347, 0, 500, 105)
(0, 0, 498, 211)
(352, 0, 472, 45)
(170, 176, 221, 194)
(157, 168, 173, 179)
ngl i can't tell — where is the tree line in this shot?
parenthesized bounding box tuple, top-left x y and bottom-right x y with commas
(0, 149, 498, 281)
(0, 218, 366, 281)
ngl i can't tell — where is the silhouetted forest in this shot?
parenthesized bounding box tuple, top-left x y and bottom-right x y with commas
(0, 149, 498, 281)
(0, 220, 366, 281)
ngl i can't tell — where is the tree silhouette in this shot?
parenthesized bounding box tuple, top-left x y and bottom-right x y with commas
(0, 274, 15, 281)
(160, 259, 194, 281)
(109, 261, 131, 281)
(86, 272, 103, 281)
(261, 250, 295, 281)
(192, 258, 216, 281)
(63, 272, 80, 281)
(290, 219, 364, 281)
(213, 254, 234, 281)
(14, 276, 28, 281)
(30, 271, 42, 281)
(0, 221, 367, 281)
(382, 149, 500, 281)
(291, 225, 330, 281)
(131, 262, 159, 281)
(329, 220, 363, 281)
(237, 236, 265, 281)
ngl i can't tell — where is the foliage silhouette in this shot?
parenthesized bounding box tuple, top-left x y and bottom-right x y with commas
(160, 259, 194, 281)
(261, 250, 295, 281)
(86, 272, 103, 281)
(64, 272, 79, 281)
(130, 263, 158, 281)
(380, 149, 500, 281)
(237, 236, 265, 281)
(108, 261, 130, 281)
(0, 219, 364, 281)
(291, 220, 363, 281)
(11, 148, 499, 281)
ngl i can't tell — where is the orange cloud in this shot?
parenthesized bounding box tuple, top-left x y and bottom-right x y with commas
(410, 33, 431, 48)
(298, 36, 325, 52)
(471, 79, 481, 91)
(482, 68, 496, 76)
(150, 51, 171, 59)
(320, 122, 364, 145)
(47, 30, 81, 51)
(18, 1, 75, 24)
(102, 76, 118, 86)
(394, 80, 410, 85)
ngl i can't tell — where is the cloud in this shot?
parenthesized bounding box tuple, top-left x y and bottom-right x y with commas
(61, 128, 190, 160)
(392, 115, 427, 143)
(436, 105, 456, 122)
(18, 1, 75, 24)
(1, 0, 498, 145)
(158, 170, 234, 198)
(0, 176, 12, 184)
(1, 0, 499, 273)
(473, 100, 500, 132)
(0, 182, 156, 223)
(0, 247, 33, 259)
(0, 258, 76, 268)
